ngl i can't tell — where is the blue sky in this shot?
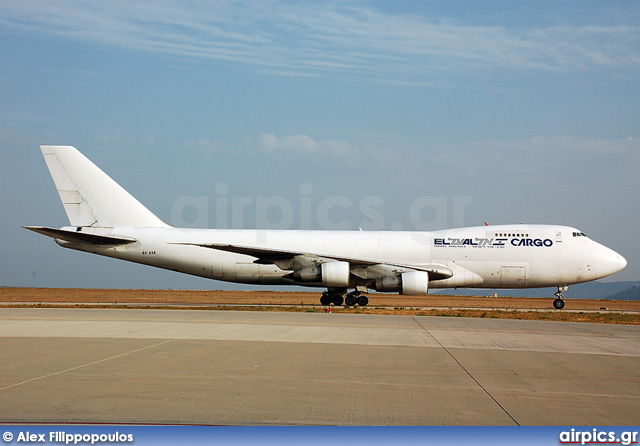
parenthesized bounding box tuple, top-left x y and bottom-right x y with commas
(1, 1, 638, 290)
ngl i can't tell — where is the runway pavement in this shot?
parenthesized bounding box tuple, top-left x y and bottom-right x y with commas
(0, 308, 638, 425)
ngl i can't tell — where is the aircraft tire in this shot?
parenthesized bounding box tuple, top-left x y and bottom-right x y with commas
(333, 296, 344, 306)
(320, 293, 332, 306)
(553, 298, 565, 310)
(345, 295, 356, 306)
(358, 295, 369, 306)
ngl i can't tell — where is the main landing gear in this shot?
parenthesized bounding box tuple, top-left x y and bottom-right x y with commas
(320, 288, 369, 306)
(345, 291, 368, 307)
(321, 288, 345, 306)
(553, 285, 569, 310)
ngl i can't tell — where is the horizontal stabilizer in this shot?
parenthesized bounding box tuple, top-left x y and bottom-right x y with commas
(24, 226, 137, 245)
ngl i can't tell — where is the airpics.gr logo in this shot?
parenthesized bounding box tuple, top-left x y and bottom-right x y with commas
(434, 237, 554, 248)
(559, 428, 638, 445)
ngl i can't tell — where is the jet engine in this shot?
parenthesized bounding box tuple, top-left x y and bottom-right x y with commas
(374, 271, 429, 295)
(293, 261, 350, 287)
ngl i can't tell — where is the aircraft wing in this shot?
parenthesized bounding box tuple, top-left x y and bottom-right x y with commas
(174, 242, 453, 280)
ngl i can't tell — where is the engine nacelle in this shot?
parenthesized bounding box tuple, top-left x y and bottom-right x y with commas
(293, 261, 350, 287)
(321, 261, 350, 287)
(374, 275, 402, 292)
(400, 271, 429, 295)
(294, 266, 321, 282)
(374, 271, 429, 295)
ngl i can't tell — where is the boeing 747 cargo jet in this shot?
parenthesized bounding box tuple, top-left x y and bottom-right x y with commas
(26, 146, 627, 309)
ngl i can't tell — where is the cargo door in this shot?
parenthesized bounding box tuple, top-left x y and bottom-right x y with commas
(500, 266, 527, 286)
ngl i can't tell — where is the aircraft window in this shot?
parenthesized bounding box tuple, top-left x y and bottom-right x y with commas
(580, 232, 587, 237)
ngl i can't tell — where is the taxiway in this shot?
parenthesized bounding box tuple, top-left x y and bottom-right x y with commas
(1, 308, 638, 425)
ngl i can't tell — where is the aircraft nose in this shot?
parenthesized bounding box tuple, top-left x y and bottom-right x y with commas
(620, 253, 628, 270)
(590, 242, 627, 279)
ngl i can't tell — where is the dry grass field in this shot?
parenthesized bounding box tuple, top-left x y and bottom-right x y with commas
(1, 287, 639, 324)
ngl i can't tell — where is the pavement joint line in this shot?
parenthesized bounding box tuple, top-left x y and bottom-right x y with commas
(0, 313, 266, 393)
(411, 315, 521, 426)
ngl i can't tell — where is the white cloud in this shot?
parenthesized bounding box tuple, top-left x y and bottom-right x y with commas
(257, 133, 357, 157)
(188, 133, 639, 179)
(2, 1, 638, 82)
(185, 133, 400, 171)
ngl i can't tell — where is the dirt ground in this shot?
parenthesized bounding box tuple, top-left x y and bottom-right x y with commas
(1, 287, 639, 311)
(2, 287, 639, 324)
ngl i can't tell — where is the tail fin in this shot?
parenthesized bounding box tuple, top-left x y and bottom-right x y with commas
(40, 145, 169, 228)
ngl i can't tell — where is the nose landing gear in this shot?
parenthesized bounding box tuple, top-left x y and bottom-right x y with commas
(553, 286, 568, 309)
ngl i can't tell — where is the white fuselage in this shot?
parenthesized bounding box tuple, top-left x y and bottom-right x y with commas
(59, 223, 626, 291)
(29, 146, 628, 304)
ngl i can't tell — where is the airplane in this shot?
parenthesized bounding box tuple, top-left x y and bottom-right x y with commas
(26, 145, 627, 310)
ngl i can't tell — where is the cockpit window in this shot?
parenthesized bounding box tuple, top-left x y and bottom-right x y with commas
(572, 232, 588, 237)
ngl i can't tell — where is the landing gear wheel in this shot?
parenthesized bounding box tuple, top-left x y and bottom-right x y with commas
(345, 290, 360, 306)
(357, 295, 369, 306)
(553, 285, 568, 310)
(320, 288, 347, 306)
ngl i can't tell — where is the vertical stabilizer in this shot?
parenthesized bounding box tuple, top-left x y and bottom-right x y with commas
(40, 145, 169, 228)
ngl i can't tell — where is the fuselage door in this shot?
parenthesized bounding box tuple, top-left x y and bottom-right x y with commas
(500, 266, 527, 287)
